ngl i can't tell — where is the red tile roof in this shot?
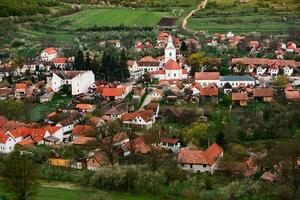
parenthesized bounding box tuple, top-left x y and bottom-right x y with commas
(140, 56, 156, 62)
(102, 88, 124, 97)
(195, 72, 220, 80)
(160, 137, 179, 144)
(75, 104, 94, 110)
(53, 57, 68, 64)
(18, 138, 35, 146)
(232, 93, 248, 101)
(286, 91, 300, 100)
(45, 126, 61, 134)
(15, 83, 27, 90)
(200, 86, 218, 96)
(72, 125, 95, 136)
(73, 136, 96, 145)
(253, 88, 273, 97)
(121, 110, 154, 122)
(0, 133, 9, 144)
(165, 59, 181, 70)
(153, 89, 164, 97)
(43, 47, 57, 54)
(177, 143, 223, 165)
(231, 58, 299, 67)
(0, 117, 8, 128)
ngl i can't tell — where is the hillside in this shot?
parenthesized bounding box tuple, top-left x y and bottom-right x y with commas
(0, 0, 59, 17)
(188, 0, 300, 32)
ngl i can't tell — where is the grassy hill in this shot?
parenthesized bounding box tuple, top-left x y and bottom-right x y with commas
(188, 0, 300, 33)
(55, 8, 172, 29)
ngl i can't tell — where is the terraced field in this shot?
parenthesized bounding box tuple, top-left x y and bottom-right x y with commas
(188, 0, 300, 33)
(56, 8, 173, 29)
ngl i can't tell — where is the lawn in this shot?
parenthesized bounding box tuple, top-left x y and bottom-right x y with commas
(29, 94, 72, 122)
(19, 29, 75, 43)
(55, 8, 172, 29)
(188, 0, 300, 33)
(0, 180, 169, 200)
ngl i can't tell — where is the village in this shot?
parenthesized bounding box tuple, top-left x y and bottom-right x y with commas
(0, 28, 300, 199)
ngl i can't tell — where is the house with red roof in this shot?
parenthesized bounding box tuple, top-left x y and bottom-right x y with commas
(72, 125, 95, 139)
(232, 92, 248, 106)
(121, 110, 155, 129)
(154, 137, 180, 152)
(0, 131, 16, 153)
(52, 57, 70, 69)
(195, 72, 220, 86)
(177, 143, 223, 173)
(40, 47, 58, 62)
(285, 84, 300, 101)
(86, 152, 108, 170)
(75, 103, 95, 112)
(151, 89, 164, 100)
(14, 83, 28, 99)
(102, 87, 125, 100)
(253, 88, 273, 102)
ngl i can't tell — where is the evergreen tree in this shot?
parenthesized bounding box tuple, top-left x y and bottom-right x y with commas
(85, 52, 91, 70)
(180, 41, 188, 55)
(101, 51, 109, 81)
(216, 131, 226, 147)
(120, 48, 130, 82)
(74, 50, 84, 70)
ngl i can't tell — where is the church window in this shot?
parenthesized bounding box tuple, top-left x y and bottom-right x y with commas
(174, 73, 176, 77)
(169, 53, 172, 57)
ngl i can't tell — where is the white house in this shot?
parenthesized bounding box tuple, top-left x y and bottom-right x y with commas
(151, 89, 164, 101)
(268, 64, 279, 76)
(283, 66, 293, 76)
(177, 143, 223, 173)
(40, 47, 58, 62)
(121, 110, 155, 129)
(195, 72, 220, 86)
(155, 137, 180, 153)
(0, 132, 16, 153)
(256, 66, 267, 76)
(50, 70, 95, 95)
(219, 76, 255, 88)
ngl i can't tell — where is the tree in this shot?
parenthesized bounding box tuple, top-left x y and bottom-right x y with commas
(216, 131, 226, 147)
(85, 52, 91, 70)
(3, 151, 37, 200)
(184, 122, 208, 147)
(120, 48, 130, 82)
(273, 75, 288, 88)
(180, 41, 188, 55)
(74, 50, 84, 70)
(262, 141, 300, 199)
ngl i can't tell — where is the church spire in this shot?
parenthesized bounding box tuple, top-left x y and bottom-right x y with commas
(166, 35, 175, 49)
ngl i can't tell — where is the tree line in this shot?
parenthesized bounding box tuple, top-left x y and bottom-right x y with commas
(74, 48, 130, 82)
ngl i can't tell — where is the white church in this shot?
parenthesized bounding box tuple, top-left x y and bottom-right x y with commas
(152, 36, 188, 81)
(134, 35, 188, 81)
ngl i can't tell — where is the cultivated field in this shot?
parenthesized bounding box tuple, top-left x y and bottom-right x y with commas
(188, 0, 300, 33)
(56, 8, 172, 29)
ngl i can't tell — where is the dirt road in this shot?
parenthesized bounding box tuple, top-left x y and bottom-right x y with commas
(182, 0, 208, 30)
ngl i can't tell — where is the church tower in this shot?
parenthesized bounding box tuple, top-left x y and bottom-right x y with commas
(164, 35, 176, 63)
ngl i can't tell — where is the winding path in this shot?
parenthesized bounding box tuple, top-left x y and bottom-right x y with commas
(182, 0, 208, 30)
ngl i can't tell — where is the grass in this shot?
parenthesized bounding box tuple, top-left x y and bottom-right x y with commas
(55, 8, 172, 29)
(188, 0, 300, 33)
(0, 180, 171, 200)
(19, 29, 75, 43)
(29, 94, 72, 122)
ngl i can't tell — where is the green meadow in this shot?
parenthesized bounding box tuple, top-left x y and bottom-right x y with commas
(56, 8, 172, 29)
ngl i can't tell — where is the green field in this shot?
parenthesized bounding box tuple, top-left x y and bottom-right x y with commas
(19, 29, 75, 43)
(29, 94, 72, 122)
(56, 8, 172, 29)
(188, 0, 300, 33)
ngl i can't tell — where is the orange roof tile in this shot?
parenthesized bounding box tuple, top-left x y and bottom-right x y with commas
(232, 93, 248, 101)
(253, 88, 273, 97)
(102, 88, 124, 97)
(0, 133, 9, 144)
(286, 91, 300, 100)
(72, 125, 95, 136)
(165, 59, 181, 70)
(45, 126, 61, 134)
(53, 57, 68, 64)
(73, 136, 96, 145)
(43, 47, 57, 54)
(75, 104, 94, 110)
(121, 110, 154, 122)
(15, 83, 27, 90)
(200, 86, 218, 96)
(18, 138, 35, 146)
(140, 56, 157, 62)
(195, 72, 220, 80)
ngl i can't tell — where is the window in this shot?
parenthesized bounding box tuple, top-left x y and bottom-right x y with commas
(203, 164, 206, 168)
(174, 73, 176, 77)
(181, 163, 184, 167)
(190, 164, 193, 168)
(169, 53, 172, 57)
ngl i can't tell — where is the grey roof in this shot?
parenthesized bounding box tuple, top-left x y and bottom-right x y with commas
(220, 76, 254, 82)
(44, 135, 60, 142)
(104, 103, 128, 115)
